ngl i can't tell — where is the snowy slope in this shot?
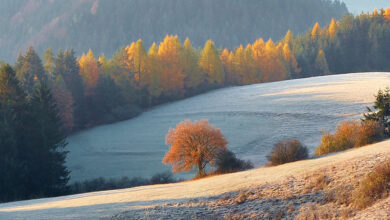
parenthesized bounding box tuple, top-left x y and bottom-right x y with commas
(1, 138, 390, 220)
(65, 72, 390, 182)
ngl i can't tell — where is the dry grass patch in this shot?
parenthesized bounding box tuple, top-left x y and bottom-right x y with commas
(352, 160, 390, 209)
(315, 120, 383, 156)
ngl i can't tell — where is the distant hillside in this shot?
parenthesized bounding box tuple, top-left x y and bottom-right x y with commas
(0, 0, 348, 62)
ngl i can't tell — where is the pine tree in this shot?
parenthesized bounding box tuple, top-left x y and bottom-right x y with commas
(54, 49, 85, 128)
(0, 64, 28, 201)
(27, 82, 70, 197)
(14, 47, 46, 96)
(315, 50, 330, 75)
(43, 48, 54, 78)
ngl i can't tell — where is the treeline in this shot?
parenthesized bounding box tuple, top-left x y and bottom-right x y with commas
(0, 0, 347, 61)
(7, 9, 390, 133)
(293, 8, 390, 77)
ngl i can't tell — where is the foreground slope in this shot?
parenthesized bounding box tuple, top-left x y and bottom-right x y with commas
(66, 72, 390, 182)
(1, 139, 389, 219)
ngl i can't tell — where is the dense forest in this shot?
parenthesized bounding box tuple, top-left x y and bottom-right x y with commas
(1, 9, 390, 202)
(0, 0, 348, 62)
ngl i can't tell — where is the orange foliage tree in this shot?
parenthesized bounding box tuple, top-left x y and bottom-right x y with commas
(163, 120, 228, 176)
(158, 35, 186, 97)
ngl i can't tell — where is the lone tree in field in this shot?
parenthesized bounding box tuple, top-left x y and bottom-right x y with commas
(163, 120, 227, 177)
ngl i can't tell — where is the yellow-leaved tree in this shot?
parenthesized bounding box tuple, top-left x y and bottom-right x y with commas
(182, 38, 201, 89)
(158, 35, 186, 97)
(220, 49, 234, 84)
(79, 49, 99, 94)
(199, 40, 224, 84)
(311, 22, 321, 38)
(328, 18, 338, 38)
(146, 42, 162, 100)
(126, 39, 148, 88)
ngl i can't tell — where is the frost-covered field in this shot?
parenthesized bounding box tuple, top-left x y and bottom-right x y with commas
(66, 72, 390, 182)
(1, 135, 390, 219)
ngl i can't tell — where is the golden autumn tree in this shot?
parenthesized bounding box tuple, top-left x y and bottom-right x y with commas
(328, 18, 338, 38)
(126, 39, 148, 88)
(163, 120, 228, 177)
(282, 30, 294, 46)
(199, 40, 224, 84)
(251, 38, 266, 82)
(232, 45, 245, 84)
(220, 49, 234, 84)
(146, 43, 162, 100)
(232, 45, 258, 85)
(311, 22, 321, 38)
(261, 39, 287, 82)
(282, 43, 300, 78)
(182, 38, 201, 89)
(384, 8, 390, 21)
(244, 45, 259, 84)
(158, 35, 186, 97)
(79, 49, 99, 94)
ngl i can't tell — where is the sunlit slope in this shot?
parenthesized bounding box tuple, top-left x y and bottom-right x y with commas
(1, 138, 390, 220)
(66, 72, 390, 182)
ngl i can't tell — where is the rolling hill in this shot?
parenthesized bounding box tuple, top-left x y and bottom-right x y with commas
(65, 72, 390, 182)
(1, 137, 389, 219)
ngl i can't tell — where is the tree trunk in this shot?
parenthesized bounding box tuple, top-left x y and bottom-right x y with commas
(198, 160, 204, 177)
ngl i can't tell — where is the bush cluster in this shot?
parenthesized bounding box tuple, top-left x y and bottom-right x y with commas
(69, 171, 176, 194)
(267, 139, 309, 166)
(215, 150, 254, 173)
(353, 160, 390, 209)
(315, 120, 383, 156)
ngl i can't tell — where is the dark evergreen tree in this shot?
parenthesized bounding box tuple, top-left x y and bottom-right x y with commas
(26, 82, 70, 197)
(14, 47, 46, 97)
(0, 64, 28, 202)
(54, 49, 86, 128)
(364, 88, 390, 134)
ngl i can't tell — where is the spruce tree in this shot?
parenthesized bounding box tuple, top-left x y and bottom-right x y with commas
(26, 82, 70, 197)
(14, 47, 46, 97)
(0, 64, 28, 201)
(54, 49, 86, 128)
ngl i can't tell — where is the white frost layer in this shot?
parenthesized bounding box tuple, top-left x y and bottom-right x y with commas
(65, 72, 390, 182)
(1, 139, 390, 220)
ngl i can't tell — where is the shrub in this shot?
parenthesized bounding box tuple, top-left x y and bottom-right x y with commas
(315, 120, 383, 156)
(353, 160, 390, 209)
(69, 172, 177, 194)
(150, 171, 175, 184)
(215, 150, 254, 173)
(267, 139, 308, 166)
